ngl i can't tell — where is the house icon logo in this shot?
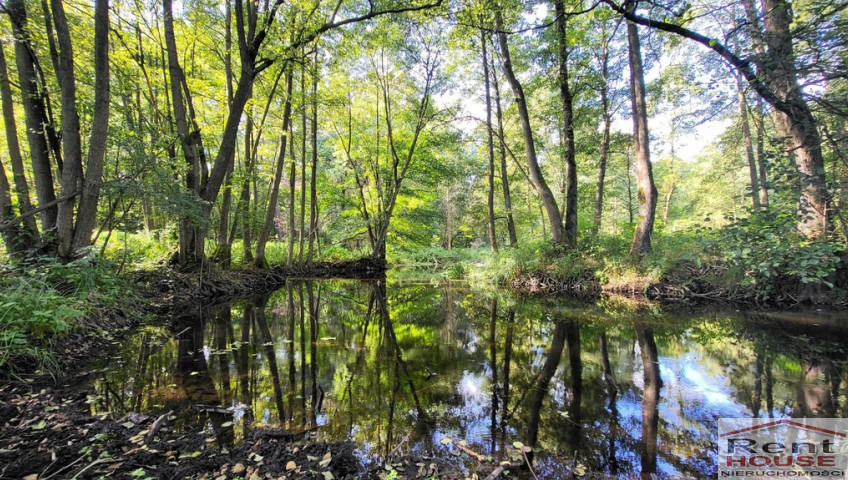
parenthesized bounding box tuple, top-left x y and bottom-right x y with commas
(718, 418, 848, 477)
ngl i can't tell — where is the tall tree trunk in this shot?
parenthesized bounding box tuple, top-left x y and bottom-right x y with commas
(51, 0, 84, 257)
(6, 0, 58, 232)
(593, 24, 611, 235)
(761, 0, 828, 237)
(754, 97, 770, 209)
(494, 7, 564, 244)
(163, 0, 205, 264)
(490, 43, 517, 247)
(626, 19, 658, 257)
(736, 73, 761, 212)
(240, 113, 254, 262)
(255, 72, 294, 267)
(298, 61, 307, 266)
(482, 31, 498, 253)
(555, 0, 578, 247)
(71, 0, 110, 252)
(0, 157, 27, 256)
(307, 49, 319, 268)
(213, 2, 235, 266)
(287, 119, 297, 268)
(0, 41, 39, 239)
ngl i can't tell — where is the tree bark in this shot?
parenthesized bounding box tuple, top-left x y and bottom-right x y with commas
(490, 42, 517, 247)
(255, 71, 294, 267)
(6, 0, 57, 232)
(482, 31, 498, 253)
(494, 7, 564, 244)
(71, 0, 110, 252)
(761, 0, 828, 237)
(298, 60, 308, 266)
(736, 73, 761, 212)
(0, 40, 39, 239)
(307, 49, 319, 268)
(51, 0, 84, 257)
(626, 19, 658, 257)
(555, 0, 578, 247)
(754, 97, 770, 209)
(0, 157, 27, 256)
(593, 22, 611, 235)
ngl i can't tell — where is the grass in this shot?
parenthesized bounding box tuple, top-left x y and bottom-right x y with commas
(0, 255, 131, 375)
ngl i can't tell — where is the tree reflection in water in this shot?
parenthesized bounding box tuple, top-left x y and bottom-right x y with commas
(90, 279, 848, 477)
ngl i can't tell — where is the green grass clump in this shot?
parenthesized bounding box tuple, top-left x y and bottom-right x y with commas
(0, 255, 130, 374)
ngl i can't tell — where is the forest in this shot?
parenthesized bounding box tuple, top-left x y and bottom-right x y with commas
(1, 0, 848, 477)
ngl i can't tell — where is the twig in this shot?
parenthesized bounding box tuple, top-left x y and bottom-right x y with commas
(483, 466, 506, 480)
(145, 409, 174, 444)
(41, 452, 87, 480)
(69, 457, 116, 480)
(386, 433, 410, 459)
(521, 449, 538, 480)
(456, 442, 485, 461)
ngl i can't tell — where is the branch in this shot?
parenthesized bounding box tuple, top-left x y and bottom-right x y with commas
(600, 0, 794, 117)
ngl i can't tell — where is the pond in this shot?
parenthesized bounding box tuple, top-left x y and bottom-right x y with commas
(90, 278, 848, 478)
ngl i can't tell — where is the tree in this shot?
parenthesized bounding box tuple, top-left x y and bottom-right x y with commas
(625, 15, 657, 256)
(494, 5, 565, 245)
(555, 0, 578, 247)
(603, 0, 831, 239)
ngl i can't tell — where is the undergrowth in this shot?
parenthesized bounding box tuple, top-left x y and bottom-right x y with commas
(0, 254, 131, 375)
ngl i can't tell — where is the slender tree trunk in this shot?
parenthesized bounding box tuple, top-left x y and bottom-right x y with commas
(555, 0, 578, 247)
(482, 31, 498, 253)
(0, 42, 39, 239)
(298, 61, 307, 266)
(736, 73, 761, 212)
(71, 0, 110, 252)
(494, 7, 564, 244)
(7, 0, 57, 232)
(0, 157, 26, 256)
(626, 19, 658, 257)
(255, 72, 294, 267)
(241, 113, 254, 262)
(754, 97, 770, 209)
(593, 26, 611, 235)
(287, 120, 297, 268)
(51, 0, 84, 257)
(490, 44, 517, 247)
(307, 49, 319, 267)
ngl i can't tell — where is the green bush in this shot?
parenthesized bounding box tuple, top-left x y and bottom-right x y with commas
(707, 211, 844, 292)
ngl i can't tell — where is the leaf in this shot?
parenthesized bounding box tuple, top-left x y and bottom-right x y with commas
(322, 472, 335, 480)
(122, 421, 136, 429)
(31, 420, 47, 431)
(286, 460, 297, 471)
(220, 421, 233, 428)
(574, 462, 587, 476)
(178, 451, 202, 459)
(512, 441, 524, 449)
(440, 437, 453, 445)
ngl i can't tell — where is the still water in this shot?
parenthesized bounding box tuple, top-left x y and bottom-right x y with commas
(91, 279, 848, 477)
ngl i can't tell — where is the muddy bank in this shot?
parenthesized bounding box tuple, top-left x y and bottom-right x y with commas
(507, 268, 847, 307)
(0, 381, 522, 479)
(142, 258, 386, 308)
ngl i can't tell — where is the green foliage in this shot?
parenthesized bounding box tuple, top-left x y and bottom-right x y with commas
(0, 254, 130, 374)
(707, 212, 845, 292)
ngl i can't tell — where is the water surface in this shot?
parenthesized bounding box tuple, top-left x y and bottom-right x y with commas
(91, 279, 848, 477)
